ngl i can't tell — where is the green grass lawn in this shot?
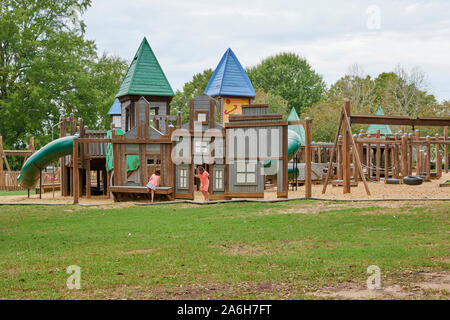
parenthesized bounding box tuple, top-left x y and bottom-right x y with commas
(0, 200, 448, 299)
(0, 190, 30, 197)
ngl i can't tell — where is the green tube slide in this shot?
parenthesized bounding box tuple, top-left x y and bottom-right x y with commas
(17, 128, 139, 190)
(17, 135, 78, 189)
(264, 108, 304, 175)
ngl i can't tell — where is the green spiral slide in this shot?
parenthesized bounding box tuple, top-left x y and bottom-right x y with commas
(17, 135, 78, 189)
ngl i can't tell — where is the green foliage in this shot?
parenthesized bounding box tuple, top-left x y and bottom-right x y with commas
(301, 101, 341, 142)
(247, 52, 326, 115)
(307, 66, 442, 141)
(373, 70, 437, 117)
(0, 0, 127, 152)
(253, 88, 289, 118)
(327, 74, 376, 114)
(170, 69, 213, 123)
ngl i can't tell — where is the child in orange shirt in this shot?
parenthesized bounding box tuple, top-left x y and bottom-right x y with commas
(146, 170, 160, 203)
(195, 166, 209, 202)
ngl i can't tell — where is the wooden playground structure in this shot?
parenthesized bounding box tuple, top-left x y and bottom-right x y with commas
(322, 100, 450, 195)
(7, 38, 449, 203)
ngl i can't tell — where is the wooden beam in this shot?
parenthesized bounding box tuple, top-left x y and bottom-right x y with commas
(343, 107, 370, 195)
(225, 121, 288, 128)
(342, 102, 351, 194)
(322, 112, 344, 194)
(350, 115, 450, 127)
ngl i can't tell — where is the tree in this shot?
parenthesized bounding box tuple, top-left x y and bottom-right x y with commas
(327, 64, 376, 114)
(301, 101, 341, 142)
(253, 88, 289, 118)
(170, 69, 213, 122)
(374, 66, 436, 117)
(247, 52, 326, 115)
(0, 0, 127, 150)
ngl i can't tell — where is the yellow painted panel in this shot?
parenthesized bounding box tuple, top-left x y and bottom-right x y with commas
(223, 98, 250, 123)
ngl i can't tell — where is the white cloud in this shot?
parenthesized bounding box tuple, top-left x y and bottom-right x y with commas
(84, 0, 450, 101)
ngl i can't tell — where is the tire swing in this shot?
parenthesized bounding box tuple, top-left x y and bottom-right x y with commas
(403, 176, 423, 186)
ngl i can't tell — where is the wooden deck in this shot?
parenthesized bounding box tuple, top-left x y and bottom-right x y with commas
(35, 183, 61, 194)
(109, 186, 174, 201)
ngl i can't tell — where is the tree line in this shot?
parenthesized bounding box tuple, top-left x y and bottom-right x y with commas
(0, 0, 127, 151)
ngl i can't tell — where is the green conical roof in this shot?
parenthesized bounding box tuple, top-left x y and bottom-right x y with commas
(287, 108, 306, 145)
(367, 106, 392, 134)
(116, 37, 174, 98)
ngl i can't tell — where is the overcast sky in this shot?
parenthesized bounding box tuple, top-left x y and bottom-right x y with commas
(84, 0, 450, 102)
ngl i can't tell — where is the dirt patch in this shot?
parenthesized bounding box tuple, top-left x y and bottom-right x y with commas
(68, 281, 298, 300)
(311, 271, 450, 299)
(121, 248, 154, 255)
(212, 240, 316, 257)
(254, 201, 428, 217)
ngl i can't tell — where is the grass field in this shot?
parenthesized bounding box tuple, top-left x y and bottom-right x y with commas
(0, 200, 448, 299)
(0, 190, 30, 197)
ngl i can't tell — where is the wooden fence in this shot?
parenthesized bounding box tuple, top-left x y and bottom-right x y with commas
(0, 171, 60, 191)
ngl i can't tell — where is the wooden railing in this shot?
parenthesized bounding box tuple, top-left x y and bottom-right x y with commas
(0, 171, 60, 191)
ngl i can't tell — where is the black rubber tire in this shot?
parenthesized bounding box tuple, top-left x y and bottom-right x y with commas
(403, 175, 423, 186)
(386, 178, 400, 184)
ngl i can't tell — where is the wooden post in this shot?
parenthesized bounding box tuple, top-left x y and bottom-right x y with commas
(384, 144, 389, 182)
(69, 115, 76, 135)
(112, 131, 120, 187)
(85, 152, 91, 199)
(342, 107, 370, 196)
(73, 138, 79, 204)
(445, 127, 449, 173)
(352, 136, 358, 182)
(415, 130, 420, 175)
(177, 112, 182, 128)
(401, 135, 408, 177)
(322, 112, 344, 194)
(0, 136, 3, 189)
(39, 170, 42, 199)
(408, 134, 413, 176)
(337, 137, 343, 180)
(366, 143, 371, 179)
(342, 101, 351, 194)
(435, 134, 442, 178)
(426, 137, 431, 181)
(305, 118, 312, 198)
(103, 168, 108, 196)
(376, 130, 381, 181)
(391, 144, 396, 178)
(60, 117, 67, 196)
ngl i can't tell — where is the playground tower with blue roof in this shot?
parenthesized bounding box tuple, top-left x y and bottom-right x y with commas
(205, 48, 256, 124)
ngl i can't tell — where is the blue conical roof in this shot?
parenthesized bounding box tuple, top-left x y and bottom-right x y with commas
(108, 99, 121, 115)
(204, 48, 255, 97)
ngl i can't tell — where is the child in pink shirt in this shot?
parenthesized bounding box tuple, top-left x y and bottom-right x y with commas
(195, 166, 209, 202)
(146, 170, 160, 203)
